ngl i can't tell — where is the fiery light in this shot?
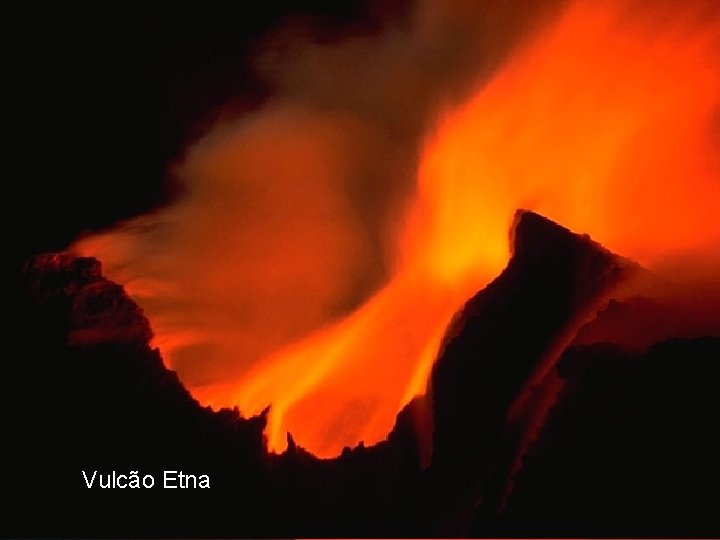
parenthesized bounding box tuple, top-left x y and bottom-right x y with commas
(74, 0, 720, 457)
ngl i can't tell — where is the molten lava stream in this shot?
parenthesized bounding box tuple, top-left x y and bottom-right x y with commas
(197, 262, 505, 457)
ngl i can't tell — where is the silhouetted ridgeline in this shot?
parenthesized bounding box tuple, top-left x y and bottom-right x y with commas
(5, 212, 718, 538)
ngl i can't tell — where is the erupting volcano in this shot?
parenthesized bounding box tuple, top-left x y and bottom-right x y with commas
(12, 0, 720, 538)
(10, 2, 720, 535)
(72, 0, 720, 459)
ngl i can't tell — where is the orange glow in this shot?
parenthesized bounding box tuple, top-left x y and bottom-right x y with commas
(74, 0, 720, 457)
(411, 0, 720, 273)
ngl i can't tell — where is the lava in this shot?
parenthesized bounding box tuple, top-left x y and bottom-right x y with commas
(74, 0, 720, 457)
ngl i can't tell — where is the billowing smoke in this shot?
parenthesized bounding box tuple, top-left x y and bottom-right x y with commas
(73, 1, 558, 388)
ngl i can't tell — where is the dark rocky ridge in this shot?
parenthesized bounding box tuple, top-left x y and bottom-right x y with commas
(422, 210, 637, 535)
(6, 211, 718, 537)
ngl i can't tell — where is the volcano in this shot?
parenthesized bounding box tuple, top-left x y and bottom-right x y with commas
(10, 1, 720, 537)
(7, 211, 719, 537)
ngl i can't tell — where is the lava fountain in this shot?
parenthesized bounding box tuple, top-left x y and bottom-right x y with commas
(74, 0, 720, 457)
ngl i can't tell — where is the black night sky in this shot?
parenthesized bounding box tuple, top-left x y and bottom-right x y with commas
(17, 2, 406, 260)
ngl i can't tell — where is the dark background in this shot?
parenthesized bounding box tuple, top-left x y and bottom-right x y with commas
(17, 1, 408, 261)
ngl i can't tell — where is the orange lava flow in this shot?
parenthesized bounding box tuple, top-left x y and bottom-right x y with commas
(74, 0, 720, 457)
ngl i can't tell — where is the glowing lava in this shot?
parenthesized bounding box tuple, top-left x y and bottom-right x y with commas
(74, 0, 720, 457)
